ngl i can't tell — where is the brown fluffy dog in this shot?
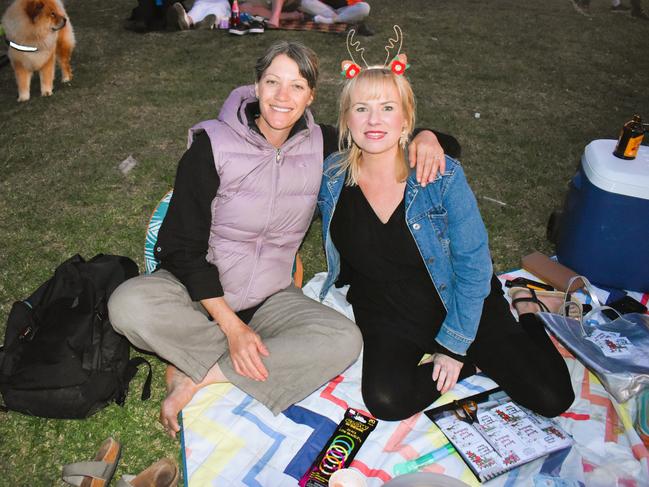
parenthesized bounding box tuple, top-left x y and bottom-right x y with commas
(2, 0, 75, 102)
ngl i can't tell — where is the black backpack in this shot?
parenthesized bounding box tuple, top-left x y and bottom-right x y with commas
(0, 254, 152, 419)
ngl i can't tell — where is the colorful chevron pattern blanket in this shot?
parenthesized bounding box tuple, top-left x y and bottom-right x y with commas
(181, 270, 649, 486)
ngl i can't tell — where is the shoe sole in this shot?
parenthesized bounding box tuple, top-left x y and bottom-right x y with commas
(249, 27, 264, 33)
(173, 3, 190, 30)
(228, 29, 249, 35)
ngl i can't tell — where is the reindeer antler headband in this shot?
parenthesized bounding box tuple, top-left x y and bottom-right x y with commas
(341, 25, 410, 79)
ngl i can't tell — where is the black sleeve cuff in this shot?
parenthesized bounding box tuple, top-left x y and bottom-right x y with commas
(181, 266, 224, 301)
(435, 343, 466, 363)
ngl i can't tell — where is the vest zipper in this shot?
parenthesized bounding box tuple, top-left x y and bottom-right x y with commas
(239, 148, 281, 308)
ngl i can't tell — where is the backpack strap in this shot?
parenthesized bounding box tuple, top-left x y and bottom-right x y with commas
(117, 357, 152, 405)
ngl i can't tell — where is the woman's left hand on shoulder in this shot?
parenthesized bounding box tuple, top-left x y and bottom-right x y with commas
(432, 352, 463, 395)
(409, 131, 446, 188)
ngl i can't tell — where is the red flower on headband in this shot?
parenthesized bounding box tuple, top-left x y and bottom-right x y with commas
(344, 63, 361, 79)
(390, 59, 407, 75)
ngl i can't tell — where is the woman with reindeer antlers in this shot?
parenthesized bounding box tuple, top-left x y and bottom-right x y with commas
(317, 27, 575, 421)
(108, 39, 454, 438)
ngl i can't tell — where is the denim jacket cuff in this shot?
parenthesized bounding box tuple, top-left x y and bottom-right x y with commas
(435, 325, 472, 356)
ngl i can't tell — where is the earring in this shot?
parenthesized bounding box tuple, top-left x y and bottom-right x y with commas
(399, 130, 408, 149)
(346, 131, 353, 148)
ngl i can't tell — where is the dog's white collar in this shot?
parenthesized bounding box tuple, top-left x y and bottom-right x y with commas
(6, 39, 38, 52)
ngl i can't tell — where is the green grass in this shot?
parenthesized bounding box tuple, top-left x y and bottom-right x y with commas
(0, 0, 647, 484)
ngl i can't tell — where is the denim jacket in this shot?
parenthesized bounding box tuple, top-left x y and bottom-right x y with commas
(318, 152, 493, 356)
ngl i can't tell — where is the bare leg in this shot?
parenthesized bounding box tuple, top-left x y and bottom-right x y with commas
(159, 363, 228, 439)
(267, 0, 285, 27)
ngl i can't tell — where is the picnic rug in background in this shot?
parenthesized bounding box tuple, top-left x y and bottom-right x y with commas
(181, 269, 649, 486)
(270, 19, 349, 33)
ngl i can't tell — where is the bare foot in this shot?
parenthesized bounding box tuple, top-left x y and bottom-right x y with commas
(159, 363, 230, 439)
(159, 365, 198, 439)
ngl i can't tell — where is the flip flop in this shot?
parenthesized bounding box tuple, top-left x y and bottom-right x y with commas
(62, 437, 122, 487)
(116, 458, 179, 487)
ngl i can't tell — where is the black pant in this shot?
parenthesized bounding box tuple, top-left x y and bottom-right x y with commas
(359, 276, 575, 421)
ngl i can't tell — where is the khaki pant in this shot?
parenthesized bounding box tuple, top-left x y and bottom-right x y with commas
(107, 269, 362, 414)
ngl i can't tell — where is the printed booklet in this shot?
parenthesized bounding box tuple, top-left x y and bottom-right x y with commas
(426, 394, 572, 482)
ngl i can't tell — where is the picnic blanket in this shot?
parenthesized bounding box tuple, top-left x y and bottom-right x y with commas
(270, 19, 349, 33)
(181, 269, 649, 486)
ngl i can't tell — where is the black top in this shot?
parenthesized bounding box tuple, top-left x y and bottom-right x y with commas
(330, 184, 463, 361)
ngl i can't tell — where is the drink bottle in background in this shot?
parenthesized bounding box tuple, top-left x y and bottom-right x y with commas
(230, 0, 241, 27)
(613, 114, 646, 160)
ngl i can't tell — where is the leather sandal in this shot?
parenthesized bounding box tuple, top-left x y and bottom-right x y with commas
(508, 287, 583, 317)
(116, 457, 179, 487)
(62, 437, 122, 487)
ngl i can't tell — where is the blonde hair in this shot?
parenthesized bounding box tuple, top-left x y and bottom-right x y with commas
(334, 68, 416, 185)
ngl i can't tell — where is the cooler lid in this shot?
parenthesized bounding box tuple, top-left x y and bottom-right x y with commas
(582, 139, 649, 201)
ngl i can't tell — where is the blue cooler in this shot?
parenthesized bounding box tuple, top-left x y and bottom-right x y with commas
(556, 139, 649, 292)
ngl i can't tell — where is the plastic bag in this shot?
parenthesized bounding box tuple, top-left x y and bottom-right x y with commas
(537, 277, 649, 404)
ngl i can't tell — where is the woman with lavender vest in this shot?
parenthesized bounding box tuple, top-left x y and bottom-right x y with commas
(108, 41, 454, 438)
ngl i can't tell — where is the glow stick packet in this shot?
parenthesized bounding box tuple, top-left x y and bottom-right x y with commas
(299, 408, 378, 487)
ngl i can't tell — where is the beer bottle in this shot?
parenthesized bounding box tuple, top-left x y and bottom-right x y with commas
(230, 0, 241, 28)
(613, 115, 645, 160)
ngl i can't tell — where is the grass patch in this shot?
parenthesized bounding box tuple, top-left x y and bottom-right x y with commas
(0, 0, 647, 484)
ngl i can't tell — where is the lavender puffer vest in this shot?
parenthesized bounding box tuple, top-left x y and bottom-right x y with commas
(188, 85, 323, 311)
